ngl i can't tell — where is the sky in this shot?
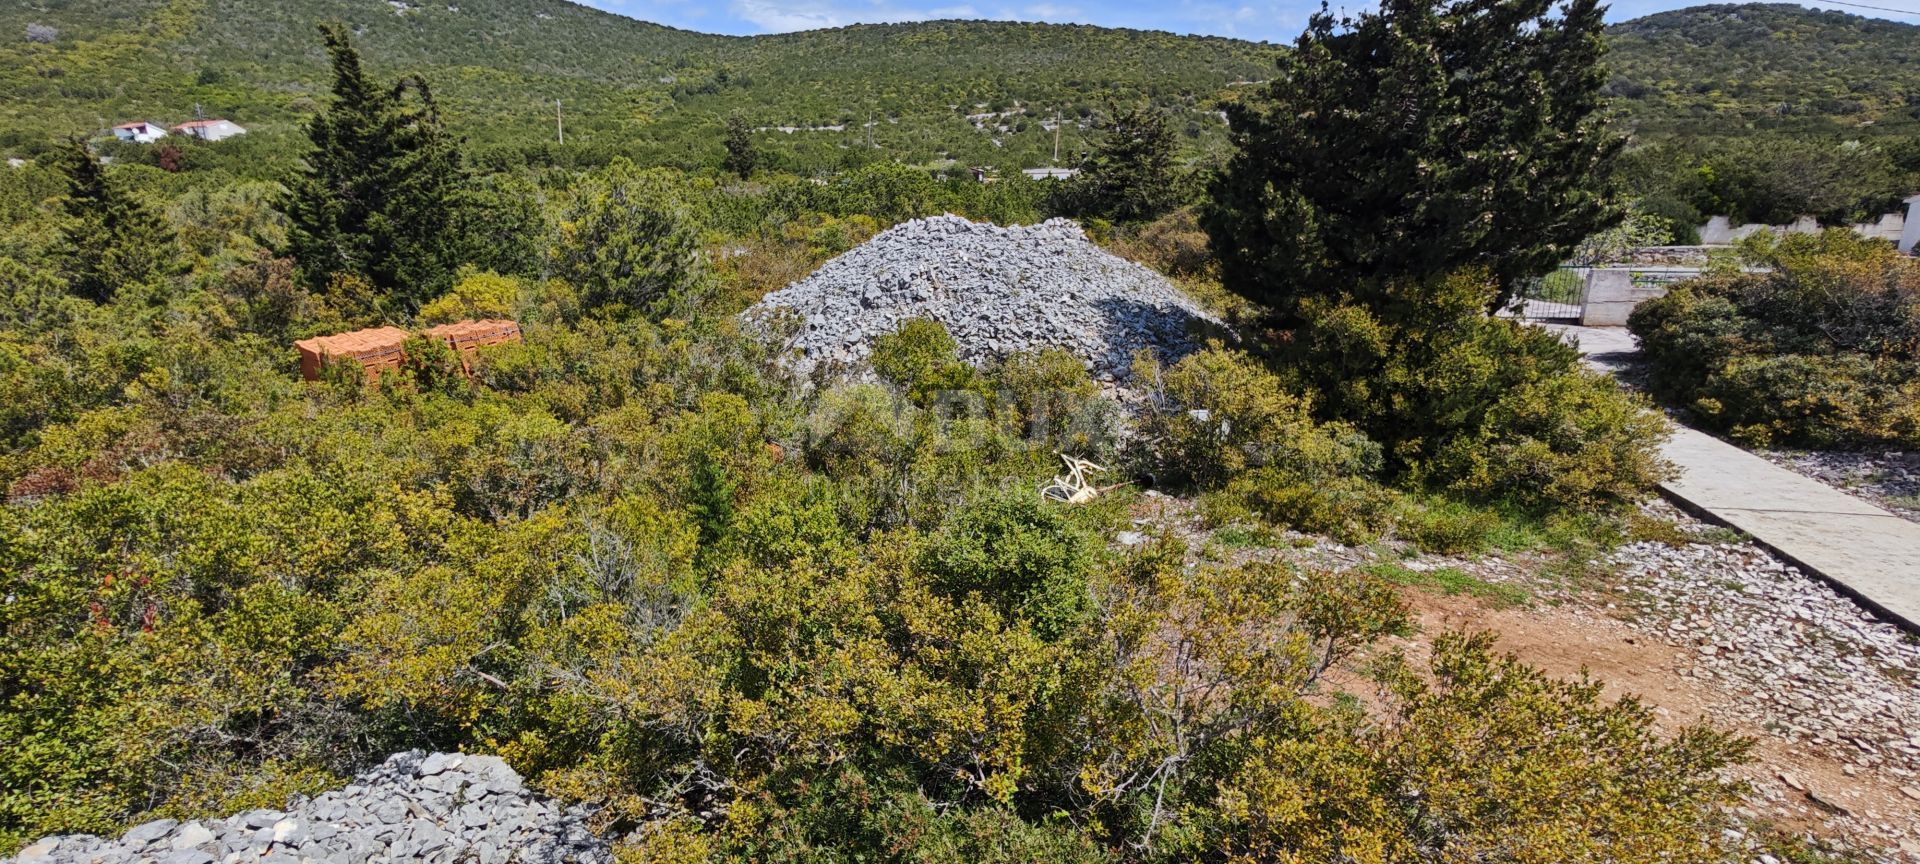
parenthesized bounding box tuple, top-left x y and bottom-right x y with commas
(575, 0, 1916, 42)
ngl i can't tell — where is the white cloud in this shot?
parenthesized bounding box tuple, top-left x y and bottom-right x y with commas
(729, 0, 1097, 31)
(1021, 3, 1083, 19)
(730, 0, 855, 29)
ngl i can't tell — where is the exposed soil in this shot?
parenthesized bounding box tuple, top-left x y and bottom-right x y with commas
(1397, 589, 1920, 861)
(1127, 490, 1920, 861)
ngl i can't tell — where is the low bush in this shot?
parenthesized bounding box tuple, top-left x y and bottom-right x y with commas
(1285, 270, 1671, 513)
(1630, 230, 1920, 447)
(870, 317, 982, 407)
(1107, 208, 1215, 279)
(1401, 498, 1504, 556)
(1134, 346, 1380, 490)
(1204, 467, 1400, 545)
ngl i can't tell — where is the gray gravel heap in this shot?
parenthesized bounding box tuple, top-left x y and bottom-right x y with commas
(749, 215, 1223, 386)
(7, 752, 608, 864)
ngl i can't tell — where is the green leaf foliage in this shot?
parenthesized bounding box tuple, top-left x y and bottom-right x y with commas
(1206, 0, 1624, 310)
(282, 23, 467, 314)
(1629, 230, 1920, 447)
(52, 139, 181, 303)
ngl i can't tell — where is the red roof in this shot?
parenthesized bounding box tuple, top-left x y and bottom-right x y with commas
(173, 119, 235, 129)
(113, 121, 160, 130)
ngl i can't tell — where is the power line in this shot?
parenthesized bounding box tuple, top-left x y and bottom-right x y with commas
(1805, 0, 1920, 17)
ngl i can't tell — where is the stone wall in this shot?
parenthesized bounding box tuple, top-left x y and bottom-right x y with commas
(1695, 199, 1915, 250)
(1579, 269, 1687, 327)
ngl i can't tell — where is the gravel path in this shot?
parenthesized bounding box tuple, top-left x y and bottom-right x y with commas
(1599, 511, 1920, 860)
(1760, 450, 1920, 525)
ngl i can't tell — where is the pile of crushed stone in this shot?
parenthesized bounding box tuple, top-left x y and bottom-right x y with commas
(7, 752, 608, 864)
(749, 215, 1224, 386)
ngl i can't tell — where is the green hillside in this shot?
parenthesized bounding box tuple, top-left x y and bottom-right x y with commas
(3, 0, 1917, 173)
(0, 0, 1275, 171)
(1604, 3, 1920, 137)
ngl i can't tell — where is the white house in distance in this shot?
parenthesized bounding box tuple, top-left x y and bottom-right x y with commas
(1022, 167, 1079, 181)
(172, 118, 247, 142)
(111, 121, 168, 144)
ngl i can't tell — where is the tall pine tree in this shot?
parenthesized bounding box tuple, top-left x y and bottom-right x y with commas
(722, 115, 758, 180)
(283, 23, 466, 315)
(1206, 0, 1623, 316)
(52, 139, 179, 303)
(1063, 104, 1186, 223)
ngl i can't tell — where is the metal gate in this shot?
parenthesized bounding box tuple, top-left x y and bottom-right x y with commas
(1507, 267, 1587, 322)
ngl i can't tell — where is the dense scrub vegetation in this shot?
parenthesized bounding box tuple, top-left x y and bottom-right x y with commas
(1620, 136, 1920, 230)
(1205, 0, 1669, 517)
(6, 0, 1920, 194)
(1606, 4, 1920, 138)
(1630, 230, 1920, 448)
(0, 2, 1781, 860)
(0, 0, 1273, 174)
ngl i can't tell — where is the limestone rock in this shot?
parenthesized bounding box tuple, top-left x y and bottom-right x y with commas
(1, 752, 609, 864)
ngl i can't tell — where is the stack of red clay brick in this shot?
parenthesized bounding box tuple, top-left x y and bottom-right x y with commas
(295, 320, 522, 383)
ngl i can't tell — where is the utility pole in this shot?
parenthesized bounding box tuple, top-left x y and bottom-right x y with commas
(1052, 109, 1061, 165)
(194, 102, 204, 120)
(555, 99, 564, 145)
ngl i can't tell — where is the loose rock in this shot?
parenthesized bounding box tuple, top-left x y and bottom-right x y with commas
(2, 752, 610, 864)
(747, 214, 1224, 390)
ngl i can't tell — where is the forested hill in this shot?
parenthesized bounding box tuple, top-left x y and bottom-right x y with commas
(0, 0, 1276, 171)
(3, 0, 1917, 171)
(1604, 3, 1920, 137)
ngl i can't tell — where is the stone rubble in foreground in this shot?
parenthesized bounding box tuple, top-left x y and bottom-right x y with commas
(1600, 511, 1920, 861)
(747, 214, 1223, 387)
(6, 751, 609, 864)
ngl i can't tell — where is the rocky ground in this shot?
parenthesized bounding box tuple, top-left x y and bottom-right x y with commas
(1128, 492, 1920, 862)
(7, 752, 609, 864)
(1760, 450, 1920, 524)
(748, 215, 1223, 389)
(1600, 505, 1920, 860)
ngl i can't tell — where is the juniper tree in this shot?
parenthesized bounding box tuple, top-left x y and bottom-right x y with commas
(1206, 0, 1624, 316)
(283, 23, 466, 315)
(1060, 104, 1185, 222)
(551, 159, 706, 318)
(52, 139, 179, 303)
(722, 115, 758, 180)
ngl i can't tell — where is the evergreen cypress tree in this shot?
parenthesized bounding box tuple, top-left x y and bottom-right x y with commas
(52, 139, 179, 303)
(1206, 0, 1623, 315)
(722, 115, 758, 180)
(1065, 105, 1186, 223)
(283, 23, 467, 315)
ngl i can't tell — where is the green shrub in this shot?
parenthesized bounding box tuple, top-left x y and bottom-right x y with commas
(551, 160, 708, 318)
(1630, 230, 1920, 447)
(1210, 631, 1749, 862)
(988, 347, 1115, 454)
(1135, 346, 1380, 490)
(1206, 467, 1400, 546)
(1284, 271, 1670, 513)
(1402, 498, 1503, 556)
(870, 318, 981, 406)
(1108, 208, 1215, 278)
(419, 267, 522, 324)
(919, 492, 1100, 639)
